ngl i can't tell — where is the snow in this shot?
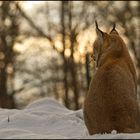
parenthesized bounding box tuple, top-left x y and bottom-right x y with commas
(0, 97, 140, 139)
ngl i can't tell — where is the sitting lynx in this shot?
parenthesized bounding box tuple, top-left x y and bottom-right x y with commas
(83, 21, 140, 135)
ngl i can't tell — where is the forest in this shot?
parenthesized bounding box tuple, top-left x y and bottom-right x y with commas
(0, 1, 139, 110)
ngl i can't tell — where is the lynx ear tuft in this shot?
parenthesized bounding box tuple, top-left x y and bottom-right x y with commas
(112, 23, 116, 31)
(95, 20, 99, 29)
(110, 23, 119, 35)
(95, 20, 104, 39)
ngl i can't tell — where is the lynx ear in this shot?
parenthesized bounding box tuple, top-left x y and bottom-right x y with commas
(110, 23, 119, 35)
(95, 20, 104, 40)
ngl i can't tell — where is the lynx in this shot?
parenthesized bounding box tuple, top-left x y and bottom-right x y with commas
(83, 21, 140, 135)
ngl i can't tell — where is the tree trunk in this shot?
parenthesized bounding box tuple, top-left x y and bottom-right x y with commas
(61, 1, 69, 108)
(0, 66, 15, 108)
(68, 1, 79, 110)
(0, 2, 18, 108)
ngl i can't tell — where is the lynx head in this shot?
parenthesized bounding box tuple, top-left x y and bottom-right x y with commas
(93, 21, 125, 67)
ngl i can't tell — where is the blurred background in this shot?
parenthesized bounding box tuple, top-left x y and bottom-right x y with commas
(0, 1, 139, 110)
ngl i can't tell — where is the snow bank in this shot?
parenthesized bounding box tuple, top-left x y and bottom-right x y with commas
(0, 97, 140, 139)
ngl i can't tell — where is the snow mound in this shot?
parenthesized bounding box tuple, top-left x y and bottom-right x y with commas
(0, 97, 140, 139)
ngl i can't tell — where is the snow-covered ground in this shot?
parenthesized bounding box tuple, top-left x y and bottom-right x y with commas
(0, 97, 140, 139)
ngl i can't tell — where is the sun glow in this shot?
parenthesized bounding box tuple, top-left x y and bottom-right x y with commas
(15, 2, 97, 64)
(21, 1, 46, 11)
